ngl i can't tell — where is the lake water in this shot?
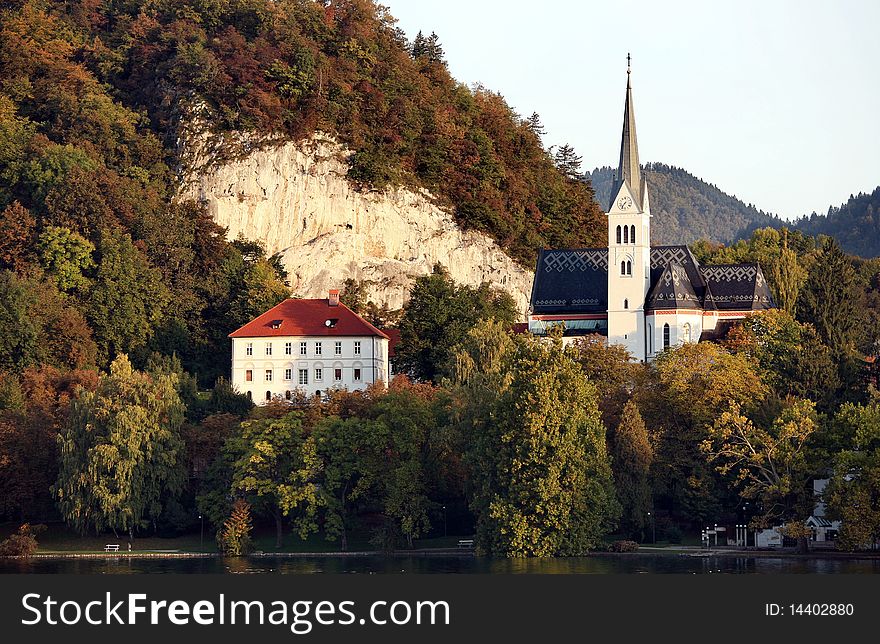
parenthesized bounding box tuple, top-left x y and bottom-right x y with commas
(3, 553, 880, 574)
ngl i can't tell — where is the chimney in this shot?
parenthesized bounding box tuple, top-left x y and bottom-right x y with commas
(328, 289, 340, 307)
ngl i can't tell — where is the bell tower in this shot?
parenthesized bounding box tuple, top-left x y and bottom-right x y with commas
(607, 54, 651, 361)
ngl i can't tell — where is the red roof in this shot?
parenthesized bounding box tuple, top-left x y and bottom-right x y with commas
(228, 299, 389, 339)
(384, 328, 401, 357)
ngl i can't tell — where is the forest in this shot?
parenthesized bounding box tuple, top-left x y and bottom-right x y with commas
(793, 188, 880, 259)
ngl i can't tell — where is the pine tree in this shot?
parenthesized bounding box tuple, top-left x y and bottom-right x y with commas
(526, 112, 546, 136)
(611, 400, 653, 540)
(796, 238, 862, 355)
(552, 144, 583, 180)
(410, 30, 427, 58)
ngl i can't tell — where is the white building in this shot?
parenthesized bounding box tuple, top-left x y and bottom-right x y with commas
(228, 290, 390, 403)
(528, 57, 775, 360)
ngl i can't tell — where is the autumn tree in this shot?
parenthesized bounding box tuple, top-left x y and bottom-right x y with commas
(702, 398, 819, 552)
(219, 499, 253, 556)
(639, 342, 766, 525)
(54, 355, 186, 539)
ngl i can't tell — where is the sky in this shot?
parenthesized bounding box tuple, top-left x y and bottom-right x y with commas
(385, 0, 880, 221)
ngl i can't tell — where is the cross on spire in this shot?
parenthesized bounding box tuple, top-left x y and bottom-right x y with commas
(627, 52, 631, 72)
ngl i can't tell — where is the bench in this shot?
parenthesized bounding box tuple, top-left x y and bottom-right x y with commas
(458, 539, 474, 549)
(104, 544, 120, 552)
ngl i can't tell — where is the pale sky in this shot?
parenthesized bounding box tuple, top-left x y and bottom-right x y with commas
(386, 0, 880, 221)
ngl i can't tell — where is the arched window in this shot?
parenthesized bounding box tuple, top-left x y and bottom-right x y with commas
(663, 323, 670, 350)
(246, 391, 252, 401)
(616, 226, 621, 244)
(626, 260, 632, 275)
(624, 298, 629, 309)
(624, 226, 630, 244)
(621, 260, 626, 275)
(682, 323, 692, 344)
(265, 390, 272, 401)
(631, 225, 636, 244)
(285, 390, 292, 400)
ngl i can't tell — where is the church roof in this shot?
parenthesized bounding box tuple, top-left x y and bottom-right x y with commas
(701, 264, 775, 310)
(646, 262, 702, 310)
(530, 247, 776, 314)
(530, 248, 609, 314)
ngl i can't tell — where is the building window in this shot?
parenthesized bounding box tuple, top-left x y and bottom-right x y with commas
(354, 368, 362, 381)
(335, 341, 342, 355)
(298, 369, 308, 385)
(284, 368, 292, 381)
(246, 342, 253, 356)
(354, 341, 361, 355)
(285, 342, 292, 355)
(300, 341, 307, 356)
(285, 390, 292, 400)
(663, 323, 670, 350)
(648, 324, 653, 354)
(616, 225, 621, 244)
(315, 342, 322, 355)
(315, 368, 323, 382)
(247, 391, 252, 401)
(630, 225, 636, 244)
(683, 323, 692, 344)
(626, 260, 632, 275)
(334, 368, 342, 381)
(266, 391, 272, 401)
(623, 225, 629, 244)
(265, 342, 272, 356)
(621, 260, 626, 276)
(245, 370, 253, 382)
(624, 299, 629, 310)
(265, 369, 273, 382)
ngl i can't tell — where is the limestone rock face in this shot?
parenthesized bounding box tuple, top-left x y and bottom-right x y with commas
(181, 134, 533, 313)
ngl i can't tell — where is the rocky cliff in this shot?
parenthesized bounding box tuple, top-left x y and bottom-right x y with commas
(180, 133, 533, 313)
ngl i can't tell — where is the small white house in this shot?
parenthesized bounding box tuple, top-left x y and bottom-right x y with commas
(228, 290, 390, 404)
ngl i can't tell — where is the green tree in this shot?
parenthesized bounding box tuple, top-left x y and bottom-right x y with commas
(611, 400, 654, 541)
(37, 226, 94, 292)
(447, 321, 618, 556)
(226, 411, 322, 548)
(552, 143, 583, 180)
(398, 264, 518, 382)
(771, 234, 806, 315)
(85, 230, 170, 364)
(796, 237, 862, 355)
(825, 399, 880, 551)
(54, 355, 186, 539)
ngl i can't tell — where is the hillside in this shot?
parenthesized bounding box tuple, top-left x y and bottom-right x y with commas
(793, 188, 880, 258)
(587, 163, 783, 245)
(0, 0, 606, 382)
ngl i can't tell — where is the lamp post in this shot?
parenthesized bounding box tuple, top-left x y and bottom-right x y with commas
(442, 505, 447, 538)
(199, 514, 204, 552)
(647, 511, 655, 544)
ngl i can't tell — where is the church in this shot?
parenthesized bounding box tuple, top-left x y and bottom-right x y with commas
(528, 59, 775, 361)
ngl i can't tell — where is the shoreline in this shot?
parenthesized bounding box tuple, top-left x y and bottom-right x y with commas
(7, 547, 880, 561)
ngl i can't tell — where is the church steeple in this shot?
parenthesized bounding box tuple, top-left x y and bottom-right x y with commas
(614, 53, 643, 209)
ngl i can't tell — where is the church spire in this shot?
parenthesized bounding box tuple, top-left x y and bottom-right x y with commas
(616, 53, 642, 208)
